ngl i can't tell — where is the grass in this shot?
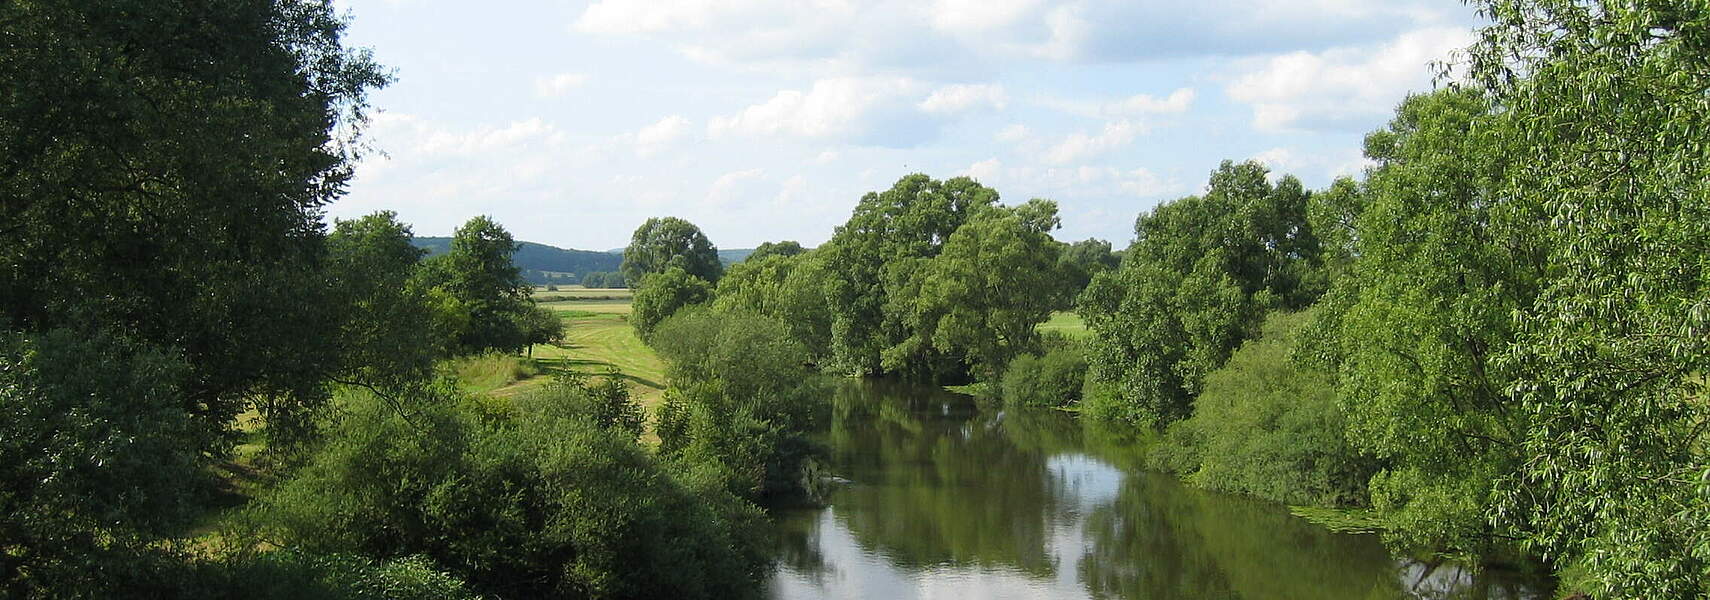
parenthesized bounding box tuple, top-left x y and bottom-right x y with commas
(447, 351, 540, 394)
(1037, 311, 1089, 338)
(532, 286, 633, 302)
(495, 299, 668, 414)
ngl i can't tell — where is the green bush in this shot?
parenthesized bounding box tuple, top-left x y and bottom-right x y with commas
(1000, 342, 1088, 408)
(1150, 310, 1373, 507)
(631, 267, 713, 342)
(243, 385, 766, 599)
(651, 308, 829, 502)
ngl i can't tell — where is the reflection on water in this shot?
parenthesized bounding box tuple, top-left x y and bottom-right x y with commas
(768, 380, 1544, 600)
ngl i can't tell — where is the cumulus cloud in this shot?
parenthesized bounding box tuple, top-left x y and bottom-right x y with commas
(534, 72, 588, 97)
(1251, 146, 1375, 181)
(415, 118, 561, 157)
(918, 84, 1008, 114)
(1226, 26, 1474, 132)
(1043, 120, 1146, 164)
(631, 115, 692, 156)
(960, 157, 1003, 181)
(571, 0, 1471, 71)
(708, 77, 939, 146)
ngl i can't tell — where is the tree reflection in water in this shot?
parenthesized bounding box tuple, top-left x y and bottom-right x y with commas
(769, 380, 1544, 600)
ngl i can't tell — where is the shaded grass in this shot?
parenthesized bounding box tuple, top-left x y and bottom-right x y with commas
(445, 351, 539, 394)
(531, 286, 633, 302)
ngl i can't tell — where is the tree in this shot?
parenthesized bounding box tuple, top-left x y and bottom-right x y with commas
(0, 0, 387, 441)
(621, 217, 723, 287)
(325, 211, 438, 391)
(0, 1, 384, 590)
(515, 305, 565, 358)
(1080, 161, 1321, 426)
(1058, 238, 1119, 305)
(714, 251, 833, 361)
(889, 200, 1068, 380)
(747, 240, 806, 262)
(631, 267, 713, 342)
(421, 216, 533, 354)
(820, 174, 1000, 375)
(1462, 2, 1710, 594)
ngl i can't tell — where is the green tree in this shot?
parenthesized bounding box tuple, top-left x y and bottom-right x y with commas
(621, 217, 723, 286)
(714, 251, 834, 361)
(651, 308, 829, 501)
(1462, 2, 1710, 594)
(820, 174, 1000, 375)
(631, 267, 713, 342)
(421, 216, 533, 354)
(0, 0, 387, 444)
(889, 200, 1068, 380)
(325, 211, 439, 391)
(747, 240, 806, 262)
(1080, 161, 1320, 426)
(515, 305, 565, 358)
(1058, 238, 1119, 304)
(1316, 89, 1544, 555)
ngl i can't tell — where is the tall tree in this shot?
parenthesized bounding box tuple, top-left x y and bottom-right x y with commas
(631, 267, 714, 343)
(0, 0, 385, 590)
(747, 240, 806, 262)
(621, 217, 723, 286)
(1465, 1, 1710, 594)
(889, 200, 1067, 380)
(820, 174, 999, 375)
(325, 211, 438, 390)
(422, 216, 533, 354)
(1080, 161, 1321, 426)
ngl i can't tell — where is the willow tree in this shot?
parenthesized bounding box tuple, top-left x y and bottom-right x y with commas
(1466, 1, 1710, 594)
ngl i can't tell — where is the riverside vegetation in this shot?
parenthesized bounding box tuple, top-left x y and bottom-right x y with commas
(3, 1, 1707, 599)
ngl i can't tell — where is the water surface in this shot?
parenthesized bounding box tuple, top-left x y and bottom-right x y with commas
(768, 381, 1539, 600)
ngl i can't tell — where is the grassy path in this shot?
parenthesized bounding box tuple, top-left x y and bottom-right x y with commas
(493, 299, 667, 411)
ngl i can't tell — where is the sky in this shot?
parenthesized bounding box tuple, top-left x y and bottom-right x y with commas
(325, 0, 1482, 251)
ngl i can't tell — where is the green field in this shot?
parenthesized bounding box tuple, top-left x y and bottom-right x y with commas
(498, 299, 667, 412)
(1037, 311, 1088, 338)
(531, 286, 633, 302)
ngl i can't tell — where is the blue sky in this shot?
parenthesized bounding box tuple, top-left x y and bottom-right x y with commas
(326, 0, 1480, 250)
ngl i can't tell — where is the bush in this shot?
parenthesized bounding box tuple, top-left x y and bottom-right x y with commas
(0, 329, 211, 595)
(651, 308, 829, 502)
(1000, 342, 1088, 408)
(242, 385, 766, 599)
(631, 267, 712, 342)
(1149, 310, 1373, 507)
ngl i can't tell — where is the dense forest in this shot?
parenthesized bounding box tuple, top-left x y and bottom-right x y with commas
(2, 0, 1707, 599)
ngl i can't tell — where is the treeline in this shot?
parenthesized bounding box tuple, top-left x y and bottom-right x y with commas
(1073, 4, 1709, 598)
(0, 2, 818, 598)
(624, 177, 1114, 384)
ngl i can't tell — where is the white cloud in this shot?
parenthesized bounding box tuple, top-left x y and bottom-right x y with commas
(1042, 120, 1145, 164)
(631, 115, 691, 156)
(960, 158, 1003, 181)
(918, 83, 1008, 114)
(1226, 26, 1474, 132)
(1251, 146, 1375, 181)
(570, 0, 1471, 72)
(996, 124, 1031, 142)
(534, 73, 588, 97)
(707, 168, 767, 207)
(928, 0, 1043, 32)
(708, 77, 931, 145)
(415, 118, 558, 157)
(1109, 87, 1195, 115)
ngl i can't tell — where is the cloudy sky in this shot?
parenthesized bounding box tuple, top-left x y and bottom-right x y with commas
(325, 0, 1480, 251)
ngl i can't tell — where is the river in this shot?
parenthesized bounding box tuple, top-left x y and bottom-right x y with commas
(767, 380, 1542, 600)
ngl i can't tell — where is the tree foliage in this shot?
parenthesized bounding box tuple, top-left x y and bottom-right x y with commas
(420, 216, 534, 354)
(631, 267, 713, 343)
(1080, 161, 1321, 426)
(245, 386, 767, 599)
(620, 217, 723, 287)
(1460, 1, 1710, 595)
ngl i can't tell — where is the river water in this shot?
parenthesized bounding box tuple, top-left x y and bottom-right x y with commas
(767, 380, 1542, 600)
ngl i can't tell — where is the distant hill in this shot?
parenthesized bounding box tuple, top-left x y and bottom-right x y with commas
(414, 237, 621, 285)
(415, 237, 756, 284)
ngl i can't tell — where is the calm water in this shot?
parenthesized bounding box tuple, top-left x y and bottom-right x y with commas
(767, 381, 1541, 600)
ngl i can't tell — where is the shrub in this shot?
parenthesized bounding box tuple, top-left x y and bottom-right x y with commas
(243, 386, 766, 599)
(1000, 342, 1088, 408)
(1149, 310, 1373, 507)
(651, 308, 829, 502)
